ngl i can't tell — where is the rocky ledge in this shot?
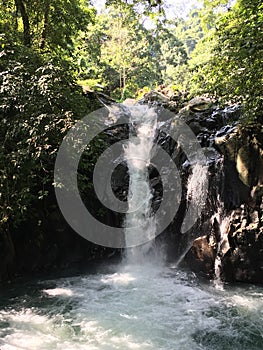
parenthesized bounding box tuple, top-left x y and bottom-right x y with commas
(122, 89, 263, 284)
(149, 90, 263, 284)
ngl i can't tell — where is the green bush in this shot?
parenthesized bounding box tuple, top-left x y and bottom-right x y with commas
(0, 45, 91, 229)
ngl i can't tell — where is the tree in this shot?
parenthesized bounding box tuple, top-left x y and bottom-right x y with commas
(190, 0, 263, 121)
(157, 26, 188, 86)
(75, 4, 163, 99)
(14, 0, 31, 46)
(0, 0, 95, 54)
(0, 0, 100, 244)
(0, 46, 90, 229)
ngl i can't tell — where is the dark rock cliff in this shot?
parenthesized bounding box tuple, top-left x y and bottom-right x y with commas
(139, 90, 263, 284)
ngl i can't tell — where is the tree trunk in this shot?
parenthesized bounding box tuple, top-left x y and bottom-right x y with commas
(15, 0, 31, 47)
(119, 69, 122, 89)
(121, 66, 126, 100)
(123, 66, 126, 90)
(39, 0, 50, 50)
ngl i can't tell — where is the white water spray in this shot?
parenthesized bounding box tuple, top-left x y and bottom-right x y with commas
(187, 163, 209, 209)
(175, 163, 209, 265)
(124, 106, 157, 263)
(212, 197, 231, 290)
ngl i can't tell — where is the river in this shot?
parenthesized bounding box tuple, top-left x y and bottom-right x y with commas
(0, 261, 263, 350)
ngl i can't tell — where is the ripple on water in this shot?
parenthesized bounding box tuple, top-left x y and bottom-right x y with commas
(0, 265, 262, 350)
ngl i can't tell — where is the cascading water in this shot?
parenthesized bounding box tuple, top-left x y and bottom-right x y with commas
(123, 106, 158, 263)
(214, 215, 231, 289)
(186, 163, 209, 213)
(211, 196, 231, 290)
(209, 159, 231, 289)
(174, 162, 209, 266)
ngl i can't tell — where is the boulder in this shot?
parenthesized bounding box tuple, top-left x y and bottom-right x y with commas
(185, 235, 217, 278)
(214, 125, 239, 161)
(222, 226, 263, 283)
(236, 144, 263, 187)
(184, 96, 215, 112)
(123, 98, 137, 106)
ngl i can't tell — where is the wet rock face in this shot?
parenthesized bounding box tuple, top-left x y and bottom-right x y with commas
(185, 236, 217, 278)
(185, 204, 263, 283)
(222, 228, 263, 283)
(141, 91, 263, 284)
(221, 205, 263, 283)
(222, 159, 250, 210)
(111, 162, 129, 202)
(182, 123, 263, 283)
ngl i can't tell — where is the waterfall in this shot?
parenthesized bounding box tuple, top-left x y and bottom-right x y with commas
(174, 162, 209, 262)
(212, 197, 231, 289)
(214, 217, 230, 289)
(207, 157, 232, 289)
(186, 163, 209, 211)
(123, 105, 158, 263)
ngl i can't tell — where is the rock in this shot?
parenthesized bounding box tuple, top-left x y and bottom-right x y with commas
(184, 96, 215, 112)
(188, 121, 203, 135)
(174, 99, 263, 284)
(236, 144, 262, 187)
(122, 98, 137, 106)
(215, 124, 263, 188)
(111, 162, 129, 202)
(202, 117, 218, 129)
(221, 226, 263, 283)
(222, 104, 242, 121)
(185, 235, 217, 278)
(214, 125, 239, 160)
(156, 97, 263, 284)
(95, 91, 117, 105)
(141, 90, 170, 104)
(139, 88, 187, 113)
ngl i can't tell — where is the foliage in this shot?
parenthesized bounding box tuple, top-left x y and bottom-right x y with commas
(0, 45, 91, 228)
(75, 5, 154, 99)
(157, 26, 188, 86)
(0, 0, 95, 55)
(189, 0, 263, 121)
(0, 0, 108, 238)
(0, 0, 262, 241)
(74, 3, 189, 99)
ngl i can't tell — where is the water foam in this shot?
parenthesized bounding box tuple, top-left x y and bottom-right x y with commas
(124, 106, 158, 262)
